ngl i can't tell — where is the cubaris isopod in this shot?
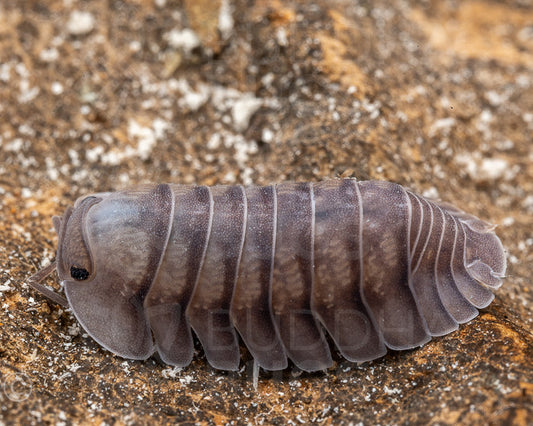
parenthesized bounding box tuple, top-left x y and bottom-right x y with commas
(28, 179, 506, 372)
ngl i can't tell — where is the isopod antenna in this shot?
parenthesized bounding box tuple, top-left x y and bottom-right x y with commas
(27, 261, 68, 307)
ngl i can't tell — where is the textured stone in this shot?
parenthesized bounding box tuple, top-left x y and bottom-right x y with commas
(0, 0, 531, 424)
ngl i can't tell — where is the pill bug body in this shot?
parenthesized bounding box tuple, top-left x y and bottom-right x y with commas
(29, 180, 506, 372)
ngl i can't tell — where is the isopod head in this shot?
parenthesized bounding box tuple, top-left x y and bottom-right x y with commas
(53, 185, 174, 360)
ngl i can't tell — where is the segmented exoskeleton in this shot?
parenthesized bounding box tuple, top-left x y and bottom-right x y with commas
(28, 180, 506, 372)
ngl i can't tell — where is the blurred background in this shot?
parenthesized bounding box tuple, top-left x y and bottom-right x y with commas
(0, 0, 531, 424)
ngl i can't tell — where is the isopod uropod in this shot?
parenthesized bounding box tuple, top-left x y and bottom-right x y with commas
(28, 179, 506, 372)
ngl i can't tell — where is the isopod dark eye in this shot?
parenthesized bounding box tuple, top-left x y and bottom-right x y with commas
(70, 266, 90, 281)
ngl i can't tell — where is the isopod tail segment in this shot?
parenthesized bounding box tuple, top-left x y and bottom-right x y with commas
(27, 180, 507, 372)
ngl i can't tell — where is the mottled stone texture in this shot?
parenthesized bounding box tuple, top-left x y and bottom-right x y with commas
(0, 0, 531, 424)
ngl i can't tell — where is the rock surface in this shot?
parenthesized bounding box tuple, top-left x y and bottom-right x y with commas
(0, 0, 531, 424)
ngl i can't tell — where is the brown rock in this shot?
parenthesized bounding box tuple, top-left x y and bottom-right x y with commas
(0, 0, 531, 424)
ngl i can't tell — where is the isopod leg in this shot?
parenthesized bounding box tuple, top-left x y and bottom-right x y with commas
(271, 182, 332, 372)
(312, 180, 385, 362)
(187, 186, 246, 371)
(145, 186, 212, 366)
(408, 195, 458, 336)
(432, 205, 478, 323)
(231, 185, 287, 371)
(358, 181, 430, 350)
(449, 215, 495, 308)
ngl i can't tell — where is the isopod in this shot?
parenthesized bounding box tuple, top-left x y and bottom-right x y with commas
(28, 179, 506, 372)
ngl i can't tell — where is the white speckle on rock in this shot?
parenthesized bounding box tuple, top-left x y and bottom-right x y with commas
(68, 149, 80, 167)
(45, 157, 59, 180)
(522, 194, 533, 213)
(276, 27, 288, 46)
(67, 324, 80, 337)
(129, 40, 141, 53)
(479, 109, 493, 124)
(68, 363, 82, 373)
(261, 128, 274, 143)
(176, 80, 210, 111)
(127, 118, 169, 161)
(218, 0, 234, 41)
(0, 280, 12, 293)
(0, 63, 11, 82)
(179, 375, 194, 385)
(485, 90, 508, 107)
(40, 47, 59, 62)
(18, 80, 39, 103)
(456, 153, 513, 182)
(261, 72, 275, 88)
(383, 386, 402, 395)
(85, 145, 104, 163)
(429, 117, 456, 137)
(67, 11, 95, 36)
(15, 62, 29, 78)
(501, 216, 515, 226)
(152, 118, 169, 139)
(223, 132, 257, 165)
(478, 157, 510, 180)
(241, 167, 254, 185)
(207, 133, 222, 150)
(18, 124, 35, 136)
(362, 98, 381, 120)
(476, 109, 494, 138)
(210, 85, 242, 112)
(119, 173, 130, 184)
(232, 94, 263, 132)
(223, 171, 236, 183)
(128, 120, 156, 161)
(4, 138, 24, 152)
(51, 82, 64, 95)
(164, 29, 200, 54)
(162, 367, 182, 379)
(496, 139, 514, 151)
(422, 187, 440, 200)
